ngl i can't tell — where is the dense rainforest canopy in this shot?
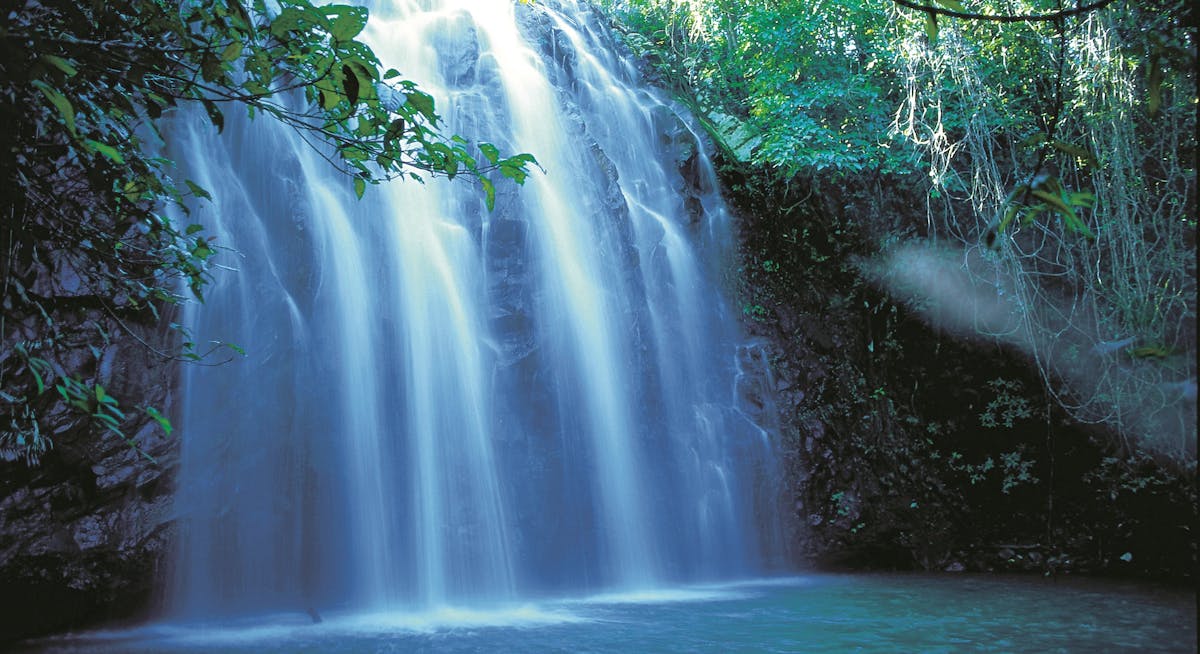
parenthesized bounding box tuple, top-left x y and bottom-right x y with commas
(593, 0, 1196, 575)
(0, 0, 1195, 580)
(596, 0, 1195, 444)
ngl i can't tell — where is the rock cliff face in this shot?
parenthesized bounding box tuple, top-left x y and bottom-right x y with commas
(723, 154, 1199, 578)
(0, 2, 772, 642)
(0, 312, 178, 642)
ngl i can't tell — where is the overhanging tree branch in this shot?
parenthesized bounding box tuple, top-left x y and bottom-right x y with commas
(890, 0, 1120, 24)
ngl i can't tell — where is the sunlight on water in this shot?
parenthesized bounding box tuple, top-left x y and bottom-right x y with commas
(21, 576, 1195, 653)
(53, 605, 590, 647)
(331, 605, 589, 632)
(564, 587, 752, 605)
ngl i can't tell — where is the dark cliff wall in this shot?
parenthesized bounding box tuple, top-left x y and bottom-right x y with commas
(0, 309, 178, 642)
(723, 164, 1196, 579)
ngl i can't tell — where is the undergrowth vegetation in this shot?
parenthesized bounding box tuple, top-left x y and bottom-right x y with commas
(598, 0, 1196, 577)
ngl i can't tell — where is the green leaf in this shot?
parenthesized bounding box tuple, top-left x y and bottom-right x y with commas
(225, 0, 252, 30)
(498, 153, 537, 185)
(1030, 189, 1075, 219)
(327, 6, 369, 40)
(31, 80, 76, 136)
(144, 406, 174, 436)
(479, 143, 500, 165)
(342, 64, 360, 106)
(192, 236, 214, 260)
(221, 41, 244, 62)
(480, 176, 496, 211)
(340, 145, 368, 162)
(184, 180, 212, 200)
(1050, 140, 1098, 167)
(407, 91, 438, 124)
(203, 100, 225, 133)
(83, 139, 125, 164)
(1019, 132, 1048, 148)
(1032, 190, 1095, 238)
(40, 54, 78, 77)
(317, 78, 340, 110)
(1067, 191, 1096, 208)
(201, 52, 225, 83)
(353, 176, 366, 199)
(933, 0, 965, 11)
(1019, 205, 1045, 226)
(346, 59, 379, 91)
(924, 13, 938, 46)
(384, 117, 406, 145)
(269, 7, 306, 37)
(30, 362, 46, 394)
(985, 203, 1016, 249)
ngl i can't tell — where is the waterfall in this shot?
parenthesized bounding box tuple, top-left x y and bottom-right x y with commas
(170, 0, 782, 617)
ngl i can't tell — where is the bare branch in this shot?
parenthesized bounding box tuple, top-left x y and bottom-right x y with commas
(890, 0, 1121, 24)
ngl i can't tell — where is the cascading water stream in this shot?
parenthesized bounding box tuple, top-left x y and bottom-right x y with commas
(170, 0, 783, 619)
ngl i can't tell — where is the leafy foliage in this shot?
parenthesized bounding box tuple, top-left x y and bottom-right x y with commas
(891, 1, 1196, 455)
(599, 0, 911, 176)
(612, 0, 1196, 575)
(0, 0, 536, 464)
(606, 0, 1196, 448)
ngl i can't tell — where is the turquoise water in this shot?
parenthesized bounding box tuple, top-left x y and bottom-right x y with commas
(24, 575, 1196, 652)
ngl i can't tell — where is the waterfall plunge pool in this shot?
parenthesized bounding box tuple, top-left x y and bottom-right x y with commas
(21, 574, 1196, 652)
(21, 2, 1191, 653)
